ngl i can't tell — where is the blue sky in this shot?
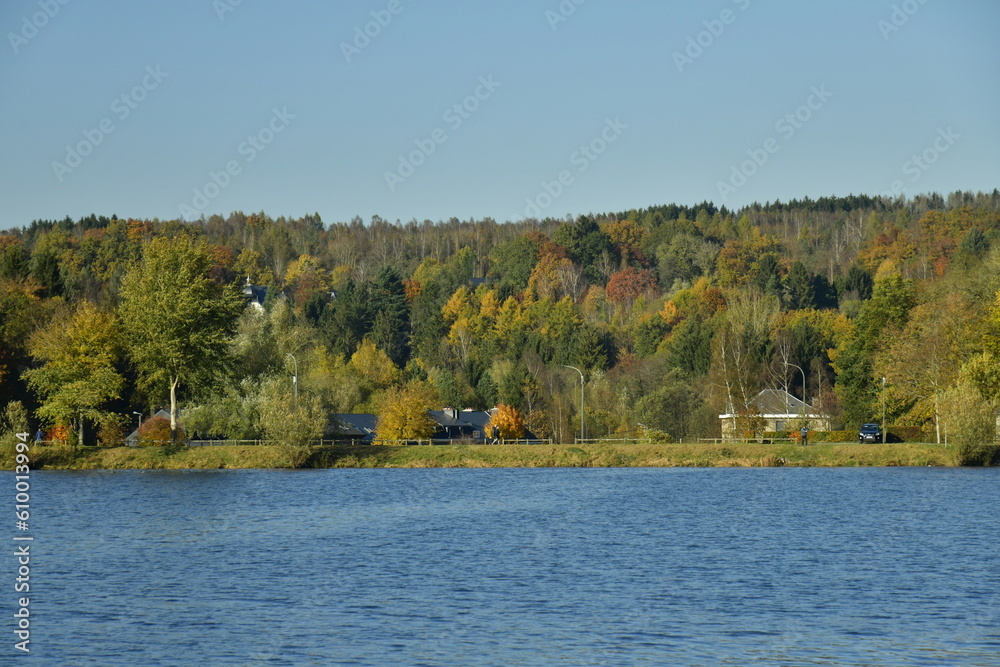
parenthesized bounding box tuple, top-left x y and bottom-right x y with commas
(2, 0, 998, 227)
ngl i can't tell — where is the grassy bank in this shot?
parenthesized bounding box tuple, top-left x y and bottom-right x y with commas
(20, 441, 963, 470)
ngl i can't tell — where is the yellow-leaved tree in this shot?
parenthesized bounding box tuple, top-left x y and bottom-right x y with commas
(349, 339, 401, 391)
(24, 301, 124, 449)
(375, 382, 437, 443)
(488, 404, 526, 440)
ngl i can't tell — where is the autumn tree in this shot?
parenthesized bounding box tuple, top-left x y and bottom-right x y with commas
(0, 279, 45, 390)
(350, 339, 401, 392)
(119, 236, 243, 441)
(940, 377, 1000, 465)
(878, 300, 970, 443)
(488, 404, 526, 439)
(23, 301, 124, 448)
(711, 289, 779, 436)
(606, 268, 657, 305)
(375, 382, 437, 442)
(715, 229, 782, 287)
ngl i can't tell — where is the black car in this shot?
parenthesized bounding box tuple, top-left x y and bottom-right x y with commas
(859, 423, 882, 443)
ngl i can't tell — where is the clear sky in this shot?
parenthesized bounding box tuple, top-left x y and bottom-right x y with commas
(2, 0, 998, 228)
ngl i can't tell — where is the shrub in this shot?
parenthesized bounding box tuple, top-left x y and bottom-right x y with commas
(137, 416, 186, 446)
(97, 414, 127, 447)
(886, 426, 922, 443)
(941, 380, 1000, 466)
(46, 424, 71, 446)
(256, 375, 325, 467)
(0, 401, 29, 465)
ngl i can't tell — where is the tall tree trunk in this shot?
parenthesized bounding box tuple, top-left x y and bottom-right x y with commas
(933, 391, 941, 445)
(170, 376, 179, 444)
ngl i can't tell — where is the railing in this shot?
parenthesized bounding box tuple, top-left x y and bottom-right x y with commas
(354, 438, 552, 446)
(188, 439, 267, 447)
(575, 437, 654, 445)
(181, 438, 556, 447)
(701, 437, 799, 444)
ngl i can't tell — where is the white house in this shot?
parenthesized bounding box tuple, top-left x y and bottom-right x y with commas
(719, 388, 831, 441)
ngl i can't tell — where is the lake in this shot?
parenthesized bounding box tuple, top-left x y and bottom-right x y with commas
(9, 467, 1000, 665)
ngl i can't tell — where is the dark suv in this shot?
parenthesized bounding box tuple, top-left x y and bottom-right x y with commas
(859, 423, 882, 443)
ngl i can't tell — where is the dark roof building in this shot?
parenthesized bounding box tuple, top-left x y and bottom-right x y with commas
(330, 408, 538, 443)
(428, 408, 493, 440)
(242, 278, 268, 310)
(332, 414, 378, 442)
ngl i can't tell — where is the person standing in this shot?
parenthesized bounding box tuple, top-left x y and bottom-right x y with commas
(800, 425, 808, 446)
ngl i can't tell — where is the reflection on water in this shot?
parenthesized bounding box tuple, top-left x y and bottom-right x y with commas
(12, 467, 1000, 666)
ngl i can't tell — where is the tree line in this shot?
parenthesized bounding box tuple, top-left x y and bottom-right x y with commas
(1, 190, 999, 458)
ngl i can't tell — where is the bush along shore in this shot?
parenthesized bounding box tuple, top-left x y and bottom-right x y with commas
(12, 440, 998, 470)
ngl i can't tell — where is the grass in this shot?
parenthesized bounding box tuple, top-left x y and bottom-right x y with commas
(16, 440, 962, 470)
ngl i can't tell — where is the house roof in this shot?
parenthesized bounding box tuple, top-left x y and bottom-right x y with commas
(333, 414, 378, 439)
(720, 389, 825, 419)
(428, 409, 491, 429)
(331, 409, 537, 441)
(428, 409, 492, 439)
(242, 278, 268, 307)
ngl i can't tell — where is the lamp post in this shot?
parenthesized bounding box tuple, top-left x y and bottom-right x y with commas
(785, 361, 807, 426)
(881, 376, 887, 444)
(285, 353, 298, 410)
(560, 365, 585, 443)
(132, 411, 142, 430)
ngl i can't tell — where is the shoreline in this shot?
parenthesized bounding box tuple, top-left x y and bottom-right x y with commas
(18, 441, 965, 470)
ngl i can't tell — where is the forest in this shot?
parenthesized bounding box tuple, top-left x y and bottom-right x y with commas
(1, 190, 999, 453)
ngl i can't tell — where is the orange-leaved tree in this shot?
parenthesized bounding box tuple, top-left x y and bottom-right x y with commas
(488, 404, 526, 439)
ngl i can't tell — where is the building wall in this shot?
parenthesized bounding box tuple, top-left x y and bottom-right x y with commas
(721, 416, 831, 441)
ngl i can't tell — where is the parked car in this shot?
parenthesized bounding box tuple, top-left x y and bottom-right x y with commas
(859, 423, 882, 443)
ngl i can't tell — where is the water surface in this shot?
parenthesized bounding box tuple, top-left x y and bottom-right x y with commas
(11, 467, 1000, 665)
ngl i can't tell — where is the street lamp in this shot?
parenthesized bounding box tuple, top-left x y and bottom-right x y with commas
(132, 411, 142, 430)
(560, 365, 585, 442)
(784, 361, 807, 426)
(881, 376, 887, 444)
(285, 353, 298, 410)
